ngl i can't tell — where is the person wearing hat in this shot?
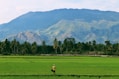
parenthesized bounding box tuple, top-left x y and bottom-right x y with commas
(51, 64, 56, 74)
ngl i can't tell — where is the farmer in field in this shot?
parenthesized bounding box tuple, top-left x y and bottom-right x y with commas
(51, 64, 56, 74)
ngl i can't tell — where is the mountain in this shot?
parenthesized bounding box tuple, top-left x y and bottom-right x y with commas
(7, 31, 43, 44)
(0, 9, 119, 44)
(42, 20, 119, 43)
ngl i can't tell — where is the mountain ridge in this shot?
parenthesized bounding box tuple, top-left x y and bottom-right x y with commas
(1, 9, 119, 44)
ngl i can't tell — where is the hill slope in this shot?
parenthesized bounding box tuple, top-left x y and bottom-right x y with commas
(0, 9, 119, 44)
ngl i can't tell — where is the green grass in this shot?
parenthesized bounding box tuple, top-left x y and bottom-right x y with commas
(0, 76, 119, 79)
(0, 56, 119, 79)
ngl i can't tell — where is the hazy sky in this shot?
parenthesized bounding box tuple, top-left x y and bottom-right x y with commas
(0, 0, 119, 24)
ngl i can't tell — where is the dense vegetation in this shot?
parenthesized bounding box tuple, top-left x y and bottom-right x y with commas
(0, 38, 119, 55)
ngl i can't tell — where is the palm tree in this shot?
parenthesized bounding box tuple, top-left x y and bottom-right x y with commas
(42, 40, 47, 54)
(31, 42, 38, 55)
(53, 38, 58, 54)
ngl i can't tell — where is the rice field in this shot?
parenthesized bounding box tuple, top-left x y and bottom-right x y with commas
(0, 56, 119, 79)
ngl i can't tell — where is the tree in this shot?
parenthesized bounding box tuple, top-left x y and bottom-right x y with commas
(112, 43, 119, 55)
(42, 40, 47, 54)
(105, 40, 112, 55)
(53, 38, 58, 54)
(63, 38, 75, 53)
(10, 39, 20, 55)
(92, 40, 97, 54)
(31, 42, 38, 55)
(58, 41, 63, 54)
(0, 41, 2, 54)
(21, 41, 31, 55)
(1, 39, 11, 55)
(76, 42, 83, 54)
(96, 43, 105, 55)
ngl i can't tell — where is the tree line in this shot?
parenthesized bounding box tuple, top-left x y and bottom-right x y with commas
(0, 38, 119, 55)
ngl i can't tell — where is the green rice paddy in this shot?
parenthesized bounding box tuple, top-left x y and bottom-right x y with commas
(0, 56, 119, 79)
